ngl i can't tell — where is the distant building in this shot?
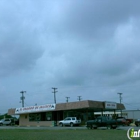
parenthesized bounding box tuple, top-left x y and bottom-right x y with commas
(122, 110, 140, 120)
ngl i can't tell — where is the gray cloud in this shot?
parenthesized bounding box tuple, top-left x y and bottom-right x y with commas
(50, 0, 140, 40)
(0, 1, 44, 77)
(0, 0, 140, 113)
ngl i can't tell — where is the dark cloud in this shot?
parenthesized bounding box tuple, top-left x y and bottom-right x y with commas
(0, 0, 140, 113)
(50, 0, 140, 40)
(0, 0, 44, 77)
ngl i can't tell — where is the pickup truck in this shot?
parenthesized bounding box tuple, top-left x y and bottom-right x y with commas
(86, 116, 118, 129)
(59, 117, 81, 127)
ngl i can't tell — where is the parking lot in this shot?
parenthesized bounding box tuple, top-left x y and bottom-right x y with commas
(0, 125, 139, 130)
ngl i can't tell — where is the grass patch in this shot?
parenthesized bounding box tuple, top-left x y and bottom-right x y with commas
(0, 129, 131, 140)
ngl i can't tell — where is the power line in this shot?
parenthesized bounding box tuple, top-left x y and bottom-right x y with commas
(124, 102, 140, 107)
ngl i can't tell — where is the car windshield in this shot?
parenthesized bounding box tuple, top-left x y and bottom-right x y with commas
(117, 118, 125, 120)
(64, 117, 71, 120)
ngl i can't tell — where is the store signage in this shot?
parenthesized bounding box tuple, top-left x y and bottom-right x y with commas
(15, 104, 56, 114)
(105, 102, 117, 109)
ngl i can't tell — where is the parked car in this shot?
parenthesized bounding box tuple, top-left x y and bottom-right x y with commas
(135, 119, 140, 126)
(126, 118, 133, 124)
(0, 118, 11, 126)
(116, 117, 130, 126)
(86, 116, 118, 129)
(59, 117, 81, 127)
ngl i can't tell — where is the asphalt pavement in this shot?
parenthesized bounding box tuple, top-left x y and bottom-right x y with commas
(0, 125, 140, 130)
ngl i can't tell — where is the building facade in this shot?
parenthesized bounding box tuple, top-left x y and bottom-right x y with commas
(8, 100, 125, 127)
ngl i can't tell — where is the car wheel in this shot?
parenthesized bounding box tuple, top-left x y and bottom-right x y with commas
(89, 125, 93, 129)
(59, 123, 63, 127)
(112, 125, 117, 129)
(127, 123, 130, 126)
(70, 123, 73, 127)
(135, 124, 138, 127)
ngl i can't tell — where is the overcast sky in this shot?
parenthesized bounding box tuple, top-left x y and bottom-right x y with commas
(0, 0, 140, 114)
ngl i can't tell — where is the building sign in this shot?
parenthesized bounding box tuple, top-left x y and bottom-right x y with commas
(15, 104, 56, 114)
(105, 102, 117, 109)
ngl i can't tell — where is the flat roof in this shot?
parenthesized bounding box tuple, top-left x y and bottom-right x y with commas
(56, 100, 125, 111)
(8, 100, 125, 115)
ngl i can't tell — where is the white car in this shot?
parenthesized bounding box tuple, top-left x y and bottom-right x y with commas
(59, 117, 81, 127)
(0, 118, 11, 126)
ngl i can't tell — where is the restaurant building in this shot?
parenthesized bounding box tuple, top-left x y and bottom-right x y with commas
(8, 100, 125, 126)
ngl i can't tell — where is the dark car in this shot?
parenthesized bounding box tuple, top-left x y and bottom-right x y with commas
(116, 117, 130, 126)
(86, 116, 118, 129)
(135, 119, 140, 127)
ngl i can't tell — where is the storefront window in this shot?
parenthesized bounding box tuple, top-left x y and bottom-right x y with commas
(29, 113, 41, 121)
(29, 112, 52, 121)
(46, 112, 52, 121)
(63, 110, 83, 120)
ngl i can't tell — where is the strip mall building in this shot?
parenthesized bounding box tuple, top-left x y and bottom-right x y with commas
(8, 100, 125, 126)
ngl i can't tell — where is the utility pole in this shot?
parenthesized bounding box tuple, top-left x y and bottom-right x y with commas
(20, 91, 26, 107)
(117, 93, 123, 104)
(52, 87, 58, 104)
(77, 96, 82, 101)
(66, 97, 70, 103)
(117, 93, 123, 117)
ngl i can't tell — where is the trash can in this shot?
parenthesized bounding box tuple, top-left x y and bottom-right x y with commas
(52, 121, 57, 126)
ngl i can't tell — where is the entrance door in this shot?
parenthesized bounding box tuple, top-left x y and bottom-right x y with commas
(52, 111, 63, 122)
